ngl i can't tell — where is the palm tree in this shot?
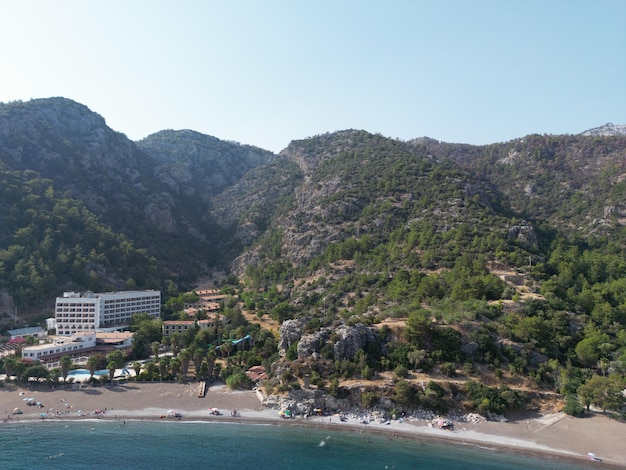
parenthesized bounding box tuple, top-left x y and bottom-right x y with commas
(179, 349, 190, 378)
(170, 333, 182, 356)
(170, 357, 181, 379)
(151, 341, 160, 359)
(87, 354, 99, 379)
(221, 341, 233, 359)
(206, 349, 217, 383)
(159, 356, 171, 381)
(60, 355, 72, 383)
(107, 361, 117, 384)
(192, 348, 204, 377)
(145, 362, 158, 380)
(49, 368, 61, 385)
(132, 361, 142, 378)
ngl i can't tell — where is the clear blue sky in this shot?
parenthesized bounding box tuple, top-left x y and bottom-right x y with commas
(1, 0, 624, 152)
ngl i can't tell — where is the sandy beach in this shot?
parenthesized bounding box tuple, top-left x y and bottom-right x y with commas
(1, 380, 624, 468)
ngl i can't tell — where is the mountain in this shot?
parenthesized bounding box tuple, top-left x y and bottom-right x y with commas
(137, 129, 275, 198)
(0, 98, 275, 308)
(2, 98, 626, 307)
(3, 98, 626, 415)
(413, 133, 626, 238)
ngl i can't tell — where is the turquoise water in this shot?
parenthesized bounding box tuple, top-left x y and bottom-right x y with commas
(67, 368, 131, 377)
(67, 369, 108, 377)
(0, 420, 598, 469)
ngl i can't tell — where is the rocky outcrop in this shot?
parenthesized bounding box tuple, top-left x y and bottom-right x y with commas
(297, 329, 331, 359)
(0, 289, 16, 317)
(333, 324, 380, 361)
(278, 321, 381, 362)
(507, 223, 538, 250)
(278, 318, 306, 354)
(262, 387, 372, 415)
(581, 122, 626, 137)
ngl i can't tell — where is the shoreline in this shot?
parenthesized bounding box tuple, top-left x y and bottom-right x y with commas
(1, 381, 624, 467)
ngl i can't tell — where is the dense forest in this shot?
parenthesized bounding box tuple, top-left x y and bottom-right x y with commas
(1, 98, 625, 417)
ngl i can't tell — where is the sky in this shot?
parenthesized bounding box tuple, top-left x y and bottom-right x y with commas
(1, 0, 625, 153)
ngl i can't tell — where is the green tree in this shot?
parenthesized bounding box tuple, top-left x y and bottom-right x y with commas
(362, 390, 379, 408)
(404, 309, 432, 346)
(20, 364, 50, 383)
(106, 350, 125, 368)
(3, 357, 23, 378)
(562, 394, 585, 417)
(151, 341, 161, 359)
(578, 374, 625, 413)
(130, 329, 151, 359)
(575, 337, 601, 368)
(393, 378, 417, 407)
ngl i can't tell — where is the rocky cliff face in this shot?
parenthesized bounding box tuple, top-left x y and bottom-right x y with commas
(278, 319, 381, 362)
(0, 98, 154, 222)
(137, 129, 275, 198)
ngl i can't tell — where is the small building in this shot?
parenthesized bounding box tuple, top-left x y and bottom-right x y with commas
(197, 318, 216, 329)
(246, 365, 268, 383)
(8, 326, 47, 341)
(95, 331, 133, 349)
(162, 320, 196, 336)
(163, 315, 221, 336)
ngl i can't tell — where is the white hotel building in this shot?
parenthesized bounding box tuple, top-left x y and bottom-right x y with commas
(55, 290, 161, 335)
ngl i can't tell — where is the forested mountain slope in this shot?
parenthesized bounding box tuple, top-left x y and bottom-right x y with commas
(0, 98, 274, 309)
(416, 134, 626, 238)
(2, 97, 626, 416)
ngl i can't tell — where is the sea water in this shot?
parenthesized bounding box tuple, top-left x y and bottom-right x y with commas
(0, 420, 596, 469)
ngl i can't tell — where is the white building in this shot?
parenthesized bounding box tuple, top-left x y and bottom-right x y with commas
(21, 331, 134, 369)
(55, 290, 161, 335)
(22, 332, 97, 366)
